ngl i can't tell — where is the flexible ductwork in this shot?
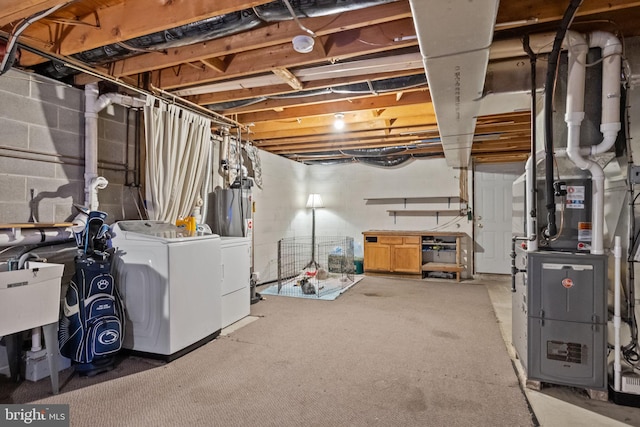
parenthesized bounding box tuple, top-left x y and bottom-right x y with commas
(254, 0, 396, 20)
(0, 3, 71, 76)
(37, 0, 395, 79)
(298, 150, 441, 166)
(206, 75, 426, 111)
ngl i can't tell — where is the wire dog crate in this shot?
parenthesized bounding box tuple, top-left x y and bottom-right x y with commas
(277, 236, 354, 298)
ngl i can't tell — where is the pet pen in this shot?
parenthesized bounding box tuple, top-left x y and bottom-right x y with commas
(277, 236, 354, 298)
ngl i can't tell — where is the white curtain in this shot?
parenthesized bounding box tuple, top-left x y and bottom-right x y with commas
(144, 95, 211, 223)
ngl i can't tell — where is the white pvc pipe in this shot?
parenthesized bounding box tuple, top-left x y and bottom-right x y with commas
(581, 31, 622, 157)
(31, 327, 42, 352)
(614, 235, 622, 391)
(564, 31, 605, 254)
(0, 228, 73, 247)
(84, 84, 100, 209)
(84, 84, 145, 210)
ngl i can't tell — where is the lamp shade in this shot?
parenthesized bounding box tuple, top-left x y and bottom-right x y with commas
(306, 194, 324, 208)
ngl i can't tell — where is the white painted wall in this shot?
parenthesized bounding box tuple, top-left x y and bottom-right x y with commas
(252, 155, 474, 283)
(251, 150, 309, 282)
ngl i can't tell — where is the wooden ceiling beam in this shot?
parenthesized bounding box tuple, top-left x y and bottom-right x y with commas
(148, 19, 418, 90)
(264, 136, 426, 153)
(244, 102, 437, 131)
(103, 0, 413, 77)
(200, 57, 230, 73)
(221, 86, 426, 115)
(271, 68, 304, 91)
(0, 0, 70, 27)
(495, 0, 640, 30)
(235, 91, 431, 123)
(248, 120, 440, 140)
(255, 129, 529, 151)
(18, 0, 272, 65)
(189, 69, 424, 106)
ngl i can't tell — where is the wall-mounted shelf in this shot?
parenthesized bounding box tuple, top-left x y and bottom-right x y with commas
(386, 210, 461, 224)
(364, 196, 467, 224)
(364, 196, 461, 204)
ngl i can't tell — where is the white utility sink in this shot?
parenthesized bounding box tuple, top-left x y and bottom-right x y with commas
(0, 261, 64, 336)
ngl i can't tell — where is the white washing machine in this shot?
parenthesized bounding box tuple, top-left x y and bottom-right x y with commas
(220, 237, 251, 328)
(111, 221, 221, 360)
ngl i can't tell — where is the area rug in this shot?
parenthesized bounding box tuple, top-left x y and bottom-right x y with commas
(260, 274, 364, 301)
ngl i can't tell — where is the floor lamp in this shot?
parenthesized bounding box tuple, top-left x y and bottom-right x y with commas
(305, 193, 324, 270)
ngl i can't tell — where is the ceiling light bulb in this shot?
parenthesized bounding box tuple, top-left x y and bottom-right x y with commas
(334, 113, 345, 130)
(292, 35, 314, 53)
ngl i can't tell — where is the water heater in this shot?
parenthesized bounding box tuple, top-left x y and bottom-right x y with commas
(207, 180, 252, 237)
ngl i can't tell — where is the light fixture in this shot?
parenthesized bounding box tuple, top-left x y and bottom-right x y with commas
(305, 194, 324, 269)
(292, 35, 315, 54)
(283, 0, 316, 54)
(306, 193, 324, 209)
(333, 113, 345, 130)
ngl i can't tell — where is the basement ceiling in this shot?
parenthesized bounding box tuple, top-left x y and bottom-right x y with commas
(2, 0, 640, 167)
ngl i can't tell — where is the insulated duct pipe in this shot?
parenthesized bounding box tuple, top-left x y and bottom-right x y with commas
(84, 84, 145, 211)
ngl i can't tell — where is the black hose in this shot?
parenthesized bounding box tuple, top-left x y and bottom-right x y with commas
(543, 0, 583, 238)
(523, 35, 538, 236)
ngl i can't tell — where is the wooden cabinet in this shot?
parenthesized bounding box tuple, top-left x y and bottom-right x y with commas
(363, 241, 391, 272)
(363, 234, 421, 274)
(363, 231, 464, 281)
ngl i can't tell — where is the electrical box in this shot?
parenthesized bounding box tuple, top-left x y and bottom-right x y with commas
(527, 251, 607, 390)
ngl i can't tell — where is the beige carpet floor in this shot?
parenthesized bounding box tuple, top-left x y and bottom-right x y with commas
(3, 276, 534, 426)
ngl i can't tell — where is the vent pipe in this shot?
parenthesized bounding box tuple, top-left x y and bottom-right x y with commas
(84, 84, 145, 211)
(563, 31, 621, 255)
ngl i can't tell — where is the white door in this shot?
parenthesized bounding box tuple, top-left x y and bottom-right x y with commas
(474, 163, 524, 274)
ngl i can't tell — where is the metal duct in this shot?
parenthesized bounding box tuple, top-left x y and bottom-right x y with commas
(253, 0, 397, 20)
(409, 0, 499, 168)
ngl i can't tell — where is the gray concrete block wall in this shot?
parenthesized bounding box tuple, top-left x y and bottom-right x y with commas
(0, 69, 139, 225)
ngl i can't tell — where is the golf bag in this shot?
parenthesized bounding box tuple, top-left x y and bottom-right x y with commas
(59, 210, 124, 374)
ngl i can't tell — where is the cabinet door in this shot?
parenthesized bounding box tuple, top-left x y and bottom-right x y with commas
(364, 244, 391, 271)
(391, 244, 421, 273)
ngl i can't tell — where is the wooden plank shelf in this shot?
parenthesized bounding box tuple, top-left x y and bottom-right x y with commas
(364, 196, 460, 202)
(386, 210, 460, 214)
(386, 209, 461, 224)
(422, 262, 464, 272)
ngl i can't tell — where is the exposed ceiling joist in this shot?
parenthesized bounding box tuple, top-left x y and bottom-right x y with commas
(3, 0, 639, 166)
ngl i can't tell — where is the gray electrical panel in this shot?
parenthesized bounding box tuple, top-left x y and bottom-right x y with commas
(527, 251, 607, 390)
